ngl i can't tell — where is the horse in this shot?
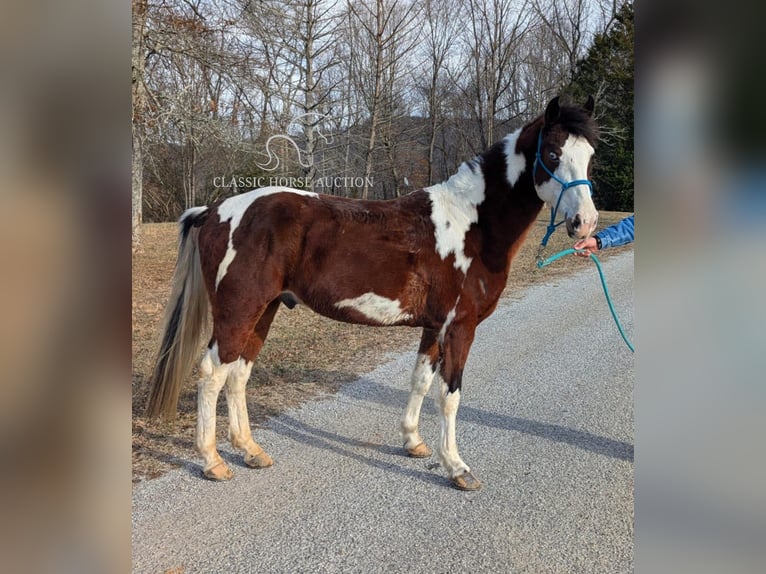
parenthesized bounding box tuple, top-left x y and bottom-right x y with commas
(145, 96, 599, 491)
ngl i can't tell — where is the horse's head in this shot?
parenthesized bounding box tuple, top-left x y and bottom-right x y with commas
(533, 96, 599, 239)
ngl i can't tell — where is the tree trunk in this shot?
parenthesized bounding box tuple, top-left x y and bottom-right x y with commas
(131, 0, 147, 251)
(362, 68, 382, 199)
(361, 0, 385, 200)
(427, 81, 438, 185)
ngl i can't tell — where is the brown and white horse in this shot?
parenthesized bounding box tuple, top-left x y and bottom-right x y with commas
(146, 96, 599, 490)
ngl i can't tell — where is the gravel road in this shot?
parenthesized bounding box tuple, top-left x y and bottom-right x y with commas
(132, 250, 634, 574)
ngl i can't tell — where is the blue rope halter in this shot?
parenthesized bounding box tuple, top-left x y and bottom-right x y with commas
(531, 129, 633, 352)
(533, 129, 594, 248)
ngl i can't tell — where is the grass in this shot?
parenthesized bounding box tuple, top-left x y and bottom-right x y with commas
(132, 210, 632, 481)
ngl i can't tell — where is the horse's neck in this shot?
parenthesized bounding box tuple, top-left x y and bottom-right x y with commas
(480, 175, 542, 246)
(429, 124, 542, 271)
(474, 134, 544, 272)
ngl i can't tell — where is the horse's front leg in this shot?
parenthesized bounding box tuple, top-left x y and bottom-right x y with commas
(437, 318, 482, 491)
(401, 329, 439, 458)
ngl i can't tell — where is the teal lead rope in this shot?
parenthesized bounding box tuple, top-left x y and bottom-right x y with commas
(536, 249, 635, 353)
(532, 128, 632, 352)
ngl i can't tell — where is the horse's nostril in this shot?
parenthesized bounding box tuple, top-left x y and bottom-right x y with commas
(573, 214, 582, 229)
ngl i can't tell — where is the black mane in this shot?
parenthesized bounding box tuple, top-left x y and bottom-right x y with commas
(556, 104, 598, 146)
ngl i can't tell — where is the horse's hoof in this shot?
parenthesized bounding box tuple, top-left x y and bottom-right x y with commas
(244, 450, 273, 469)
(203, 461, 233, 481)
(451, 471, 482, 491)
(406, 442, 432, 458)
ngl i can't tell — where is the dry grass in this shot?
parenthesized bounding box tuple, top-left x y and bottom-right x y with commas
(132, 210, 631, 481)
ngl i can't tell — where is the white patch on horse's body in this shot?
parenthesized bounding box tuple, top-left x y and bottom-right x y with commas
(334, 292, 413, 325)
(502, 128, 526, 186)
(215, 247, 238, 292)
(439, 308, 456, 344)
(439, 296, 460, 345)
(437, 381, 470, 477)
(401, 354, 437, 450)
(426, 162, 485, 274)
(214, 187, 318, 290)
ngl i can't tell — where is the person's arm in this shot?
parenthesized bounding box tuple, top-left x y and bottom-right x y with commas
(596, 215, 634, 250)
(573, 215, 634, 256)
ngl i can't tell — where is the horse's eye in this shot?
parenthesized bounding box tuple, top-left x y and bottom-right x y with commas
(548, 151, 559, 162)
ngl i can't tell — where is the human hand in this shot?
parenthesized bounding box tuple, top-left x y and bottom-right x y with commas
(573, 237, 598, 257)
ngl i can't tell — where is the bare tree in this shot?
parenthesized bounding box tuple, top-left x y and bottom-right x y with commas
(532, 0, 593, 83)
(133, 0, 617, 222)
(132, 0, 148, 250)
(347, 0, 420, 199)
(143, 0, 258, 211)
(516, 18, 569, 112)
(417, 0, 460, 185)
(456, 0, 534, 150)
(276, 0, 342, 190)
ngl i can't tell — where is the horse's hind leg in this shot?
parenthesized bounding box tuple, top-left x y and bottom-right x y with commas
(223, 357, 273, 469)
(225, 299, 280, 469)
(197, 345, 236, 480)
(401, 329, 438, 458)
(196, 299, 278, 480)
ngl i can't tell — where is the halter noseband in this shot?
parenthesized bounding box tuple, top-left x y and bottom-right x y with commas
(533, 129, 594, 248)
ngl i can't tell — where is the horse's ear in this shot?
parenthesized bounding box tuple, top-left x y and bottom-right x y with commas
(584, 95, 595, 117)
(545, 96, 560, 126)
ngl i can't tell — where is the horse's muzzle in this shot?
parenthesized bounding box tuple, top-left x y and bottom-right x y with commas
(566, 214, 597, 239)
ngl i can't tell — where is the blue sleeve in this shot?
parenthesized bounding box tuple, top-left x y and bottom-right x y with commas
(596, 215, 634, 250)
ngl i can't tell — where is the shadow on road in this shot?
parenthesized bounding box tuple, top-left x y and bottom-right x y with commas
(167, 375, 631, 483)
(336, 379, 634, 462)
(268, 414, 449, 488)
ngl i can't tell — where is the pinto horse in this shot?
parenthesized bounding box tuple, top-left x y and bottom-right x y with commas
(146, 96, 598, 490)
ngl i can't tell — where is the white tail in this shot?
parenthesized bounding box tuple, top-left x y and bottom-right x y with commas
(145, 207, 209, 419)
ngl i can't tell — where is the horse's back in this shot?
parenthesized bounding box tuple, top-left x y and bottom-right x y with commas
(287, 192, 441, 325)
(195, 187, 445, 324)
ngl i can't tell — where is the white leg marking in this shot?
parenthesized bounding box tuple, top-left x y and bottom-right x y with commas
(335, 292, 413, 325)
(215, 187, 319, 290)
(225, 356, 255, 450)
(197, 343, 232, 470)
(427, 162, 485, 274)
(437, 380, 470, 478)
(502, 128, 526, 186)
(401, 354, 437, 450)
